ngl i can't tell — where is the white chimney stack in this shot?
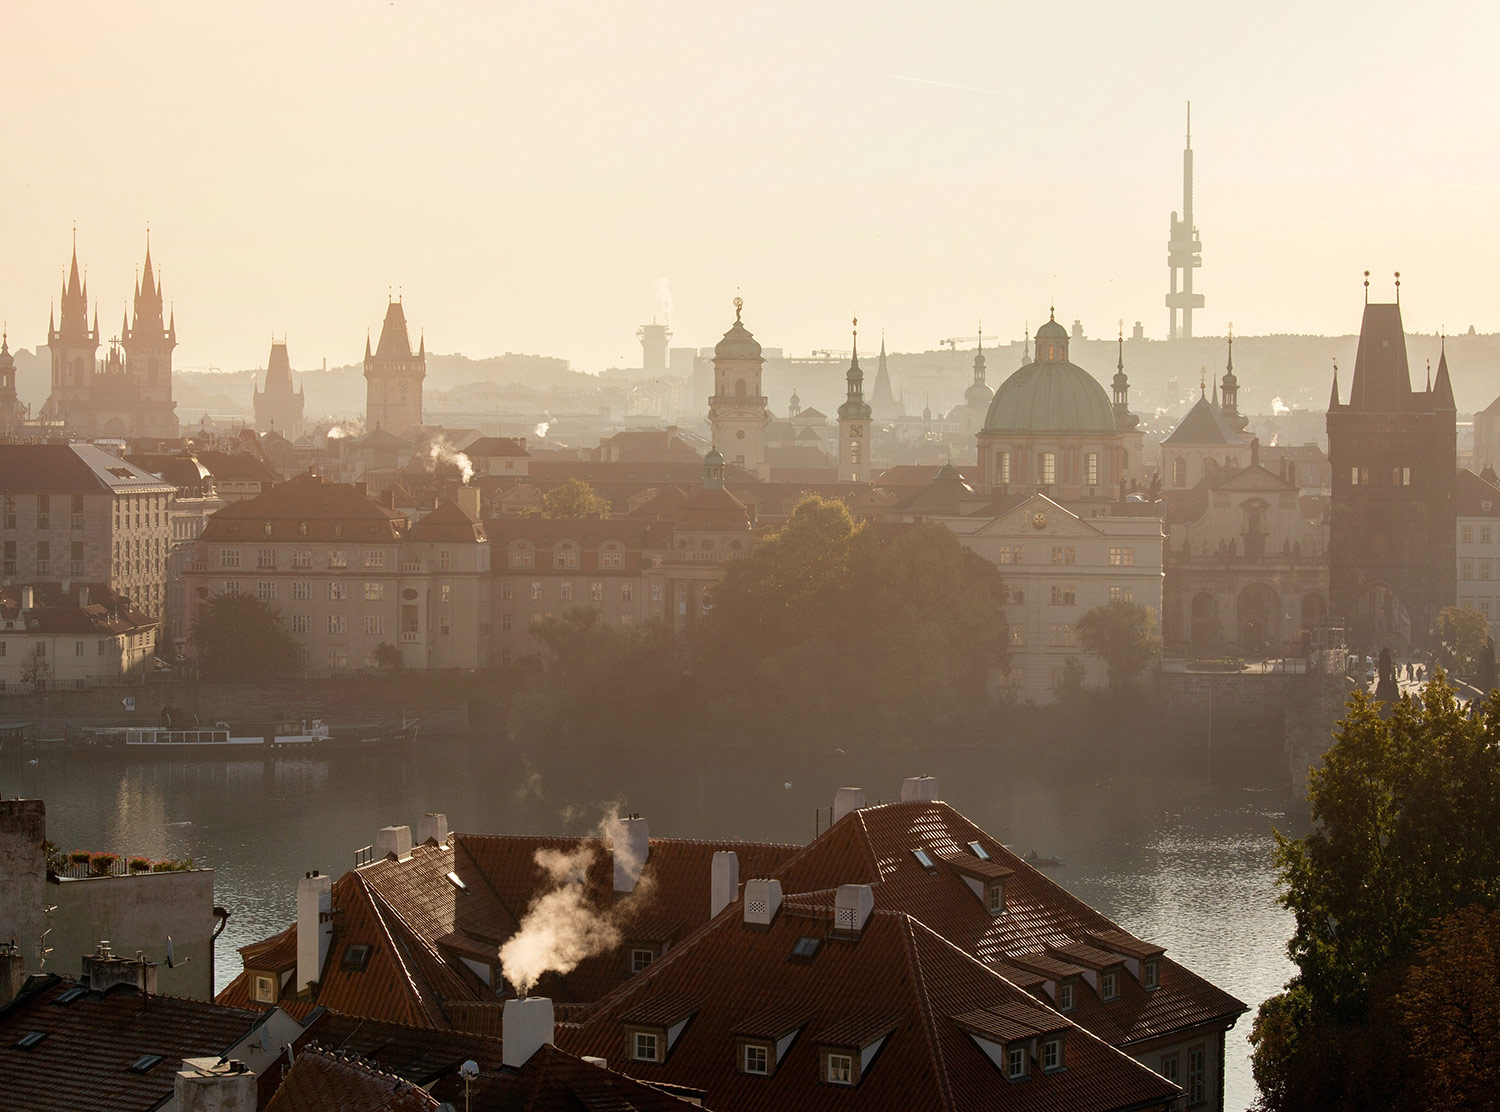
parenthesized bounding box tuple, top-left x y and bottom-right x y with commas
(296, 872, 333, 994)
(20, 586, 33, 611)
(901, 776, 939, 802)
(743, 879, 783, 927)
(502, 996, 555, 1068)
(81, 942, 159, 995)
(78, 586, 90, 607)
(174, 1058, 257, 1112)
(613, 815, 650, 894)
(376, 825, 413, 861)
(834, 884, 875, 936)
(833, 787, 866, 825)
(416, 813, 450, 845)
(710, 850, 739, 918)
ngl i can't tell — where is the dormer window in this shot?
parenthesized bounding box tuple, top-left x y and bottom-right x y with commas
(298, 521, 308, 536)
(742, 1043, 769, 1075)
(1043, 1035, 1065, 1071)
(1100, 970, 1119, 1001)
(252, 973, 277, 1003)
(632, 1031, 661, 1063)
(1007, 1045, 1028, 1080)
(630, 947, 655, 974)
(825, 1052, 854, 1085)
(988, 882, 1006, 915)
(1143, 958, 1159, 989)
(1058, 981, 1075, 1011)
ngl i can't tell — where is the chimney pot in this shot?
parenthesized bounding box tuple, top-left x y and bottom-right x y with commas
(375, 825, 413, 861)
(502, 996, 555, 1068)
(710, 851, 739, 918)
(834, 883, 875, 936)
(296, 872, 333, 995)
(416, 813, 450, 846)
(743, 878, 783, 927)
(833, 787, 866, 825)
(613, 815, 650, 894)
(900, 776, 939, 803)
(174, 1056, 258, 1112)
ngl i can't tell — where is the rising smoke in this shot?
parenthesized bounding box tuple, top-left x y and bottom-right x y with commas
(533, 419, 551, 439)
(324, 417, 366, 441)
(499, 807, 653, 996)
(654, 276, 673, 324)
(427, 435, 474, 483)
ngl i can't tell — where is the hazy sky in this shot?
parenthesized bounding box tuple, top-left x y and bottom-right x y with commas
(5, 1, 1497, 376)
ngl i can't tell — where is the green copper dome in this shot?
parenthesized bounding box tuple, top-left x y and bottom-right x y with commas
(982, 312, 1115, 434)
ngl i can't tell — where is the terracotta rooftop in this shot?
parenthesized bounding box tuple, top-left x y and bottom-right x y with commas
(0, 975, 259, 1112)
(0, 583, 157, 635)
(201, 473, 407, 543)
(264, 1046, 439, 1112)
(406, 499, 486, 543)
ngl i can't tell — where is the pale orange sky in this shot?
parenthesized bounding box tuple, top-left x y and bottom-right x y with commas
(4, 1, 1497, 376)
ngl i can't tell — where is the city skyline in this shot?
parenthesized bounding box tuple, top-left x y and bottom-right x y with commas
(4, 1, 1497, 374)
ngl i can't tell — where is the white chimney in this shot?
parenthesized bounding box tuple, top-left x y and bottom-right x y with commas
(376, 825, 413, 861)
(613, 815, 650, 894)
(20, 586, 33, 611)
(710, 851, 739, 918)
(416, 812, 450, 845)
(174, 1058, 257, 1112)
(833, 787, 866, 824)
(743, 879, 783, 927)
(456, 487, 481, 516)
(78, 586, 90, 607)
(296, 872, 332, 994)
(901, 776, 939, 802)
(81, 943, 159, 994)
(502, 996, 555, 1068)
(834, 884, 875, 936)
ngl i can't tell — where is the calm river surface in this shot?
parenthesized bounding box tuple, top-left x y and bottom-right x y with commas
(4, 737, 1303, 1112)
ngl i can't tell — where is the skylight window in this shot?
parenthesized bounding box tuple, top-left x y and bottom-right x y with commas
(16, 1031, 47, 1049)
(445, 871, 468, 892)
(54, 987, 86, 1006)
(340, 943, 372, 971)
(911, 849, 935, 868)
(968, 841, 990, 860)
(128, 1054, 163, 1073)
(791, 936, 822, 960)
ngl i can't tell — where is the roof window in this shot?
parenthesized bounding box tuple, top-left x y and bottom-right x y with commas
(911, 849, 935, 869)
(53, 987, 86, 1006)
(340, 943, 372, 971)
(968, 841, 990, 860)
(128, 1054, 164, 1073)
(445, 871, 468, 892)
(790, 936, 822, 960)
(16, 1031, 47, 1049)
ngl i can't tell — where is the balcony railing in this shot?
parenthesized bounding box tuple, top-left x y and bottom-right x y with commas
(400, 631, 420, 643)
(400, 561, 425, 573)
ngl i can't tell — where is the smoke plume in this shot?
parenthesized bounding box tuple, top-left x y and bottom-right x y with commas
(1271, 396, 1290, 416)
(499, 807, 653, 996)
(533, 420, 551, 439)
(324, 417, 366, 441)
(654, 277, 673, 324)
(427, 436, 475, 483)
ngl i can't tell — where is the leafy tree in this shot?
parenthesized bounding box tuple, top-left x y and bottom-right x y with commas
(191, 592, 302, 681)
(1251, 675, 1500, 1109)
(1074, 599, 1161, 688)
(1432, 605, 1488, 678)
(372, 642, 404, 671)
(541, 478, 610, 518)
(19, 644, 52, 691)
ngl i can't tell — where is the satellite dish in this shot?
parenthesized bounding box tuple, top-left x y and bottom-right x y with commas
(459, 1060, 479, 1079)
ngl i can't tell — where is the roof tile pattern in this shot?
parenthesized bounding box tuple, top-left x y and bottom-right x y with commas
(264, 1047, 440, 1112)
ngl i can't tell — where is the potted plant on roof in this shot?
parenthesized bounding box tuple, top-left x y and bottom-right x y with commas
(89, 852, 119, 877)
(128, 856, 152, 874)
(68, 850, 91, 877)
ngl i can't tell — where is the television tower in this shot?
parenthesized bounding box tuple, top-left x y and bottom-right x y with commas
(1165, 102, 1204, 340)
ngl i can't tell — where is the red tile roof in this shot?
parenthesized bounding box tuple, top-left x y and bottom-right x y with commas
(770, 801, 1247, 1047)
(264, 1047, 440, 1112)
(201, 473, 406, 543)
(0, 976, 259, 1112)
(405, 499, 486, 543)
(559, 903, 1181, 1112)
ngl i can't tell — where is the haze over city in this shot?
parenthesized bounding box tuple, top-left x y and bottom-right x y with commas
(5, 1, 1498, 373)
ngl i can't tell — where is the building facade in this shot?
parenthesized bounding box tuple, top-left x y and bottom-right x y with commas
(707, 298, 769, 479)
(0, 584, 158, 693)
(364, 300, 426, 434)
(1457, 467, 1500, 640)
(1327, 300, 1456, 653)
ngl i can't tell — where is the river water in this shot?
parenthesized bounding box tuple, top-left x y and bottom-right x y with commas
(3, 736, 1304, 1112)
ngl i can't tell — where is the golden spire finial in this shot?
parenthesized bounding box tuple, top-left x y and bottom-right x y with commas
(1200, 366, 1206, 395)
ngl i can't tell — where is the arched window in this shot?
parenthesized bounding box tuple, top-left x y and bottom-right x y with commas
(735, 378, 746, 397)
(1084, 452, 1099, 486)
(1039, 452, 1057, 486)
(1172, 457, 1187, 488)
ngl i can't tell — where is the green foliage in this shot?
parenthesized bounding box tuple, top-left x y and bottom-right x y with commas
(1074, 599, 1161, 688)
(541, 477, 610, 518)
(1432, 605, 1488, 678)
(373, 641, 404, 671)
(1251, 675, 1500, 1109)
(191, 592, 302, 681)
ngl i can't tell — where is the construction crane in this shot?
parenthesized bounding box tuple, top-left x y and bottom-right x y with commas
(940, 336, 985, 351)
(809, 349, 852, 359)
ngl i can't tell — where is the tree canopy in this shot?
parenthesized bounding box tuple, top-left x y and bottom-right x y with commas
(1074, 599, 1160, 688)
(1251, 674, 1500, 1110)
(1432, 605, 1488, 679)
(540, 478, 610, 518)
(191, 592, 303, 681)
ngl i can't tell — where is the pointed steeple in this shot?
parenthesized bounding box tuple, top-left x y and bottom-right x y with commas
(365, 333, 372, 360)
(1112, 320, 1138, 431)
(839, 316, 871, 420)
(1433, 337, 1455, 410)
(1328, 360, 1340, 409)
(870, 330, 901, 419)
(1219, 323, 1247, 433)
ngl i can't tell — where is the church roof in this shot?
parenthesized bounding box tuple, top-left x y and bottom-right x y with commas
(896, 463, 977, 516)
(374, 301, 416, 361)
(1349, 302, 1411, 412)
(981, 359, 1115, 435)
(1161, 393, 1244, 446)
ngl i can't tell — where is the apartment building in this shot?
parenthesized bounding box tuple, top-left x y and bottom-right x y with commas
(0, 443, 175, 620)
(1457, 467, 1500, 639)
(0, 583, 158, 692)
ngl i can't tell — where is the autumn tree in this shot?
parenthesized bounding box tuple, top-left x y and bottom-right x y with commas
(1074, 599, 1161, 689)
(1432, 605, 1488, 679)
(19, 644, 52, 691)
(541, 478, 610, 518)
(191, 592, 302, 681)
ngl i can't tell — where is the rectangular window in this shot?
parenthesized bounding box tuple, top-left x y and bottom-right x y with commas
(632, 1031, 659, 1063)
(630, 948, 654, 974)
(1039, 452, 1056, 485)
(650, 582, 663, 602)
(1463, 560, 1474, 580)
(500, 580, 514, 601)
(220, 548, 241, 568)
(292, 581, 311, 601)
(328, 615, 346, 635)
(501, 612, 512, 631)
(996, 451, 1011, 484)
(1006, 585, 1025, 604)
(1058, 982, 1075, 1011)
(621, 583, 633, 601)
(1084, 452, 1099, 485)
(222, 580, 240, 595)
(36, 494, 49, 530)
(743, 1043, 769, 1075)
(329, 581, 347, 601)
(555, 549, 578, 569)
(1010, 625, 1024, 646)
(1401, 467, 1412, 486)
(531, 581, 542, 601)
(257, 581, 276, 601)
(1160, 1052, 1179, 1083)
(292, 550, 312, 569)
(1484, 527, 1494, 545)
(826, 1053, 853, 1085)
(988, 882, 1004, 913)
(1043, 1037, 1061, 1071)
(253, 974, 276, 1004)
(293, 615, 311, 634)
(3, 494, 14, 528)
(1101, 970, 1118, 1000)
(327, 647, 347, 670)
(1109, 546, 1135, 566)
(439, 549, 452, 570)
(1482, 562, 1492, 581)
(257, 548, 276, 569)
(561, 582, 573, 601)
(1050, 585, 1076, 606)
(1351, 467, 1361, 486)
(1187, 1046, 1205, 1105)
(1109, 585, 1134, 603)
(328, 550, 348, 568)
(364, 582, 384, 601)
(74, 640, 84, 657)
(591, 582, 603, 602)
(1143, 958, 1159, 989)
(440, 584, 451, 603)
(365, 550, 385, 568)
(364, 615, 384, 635)
(1007, 1046, 1027, 1079)
(602, 550, 623, 569)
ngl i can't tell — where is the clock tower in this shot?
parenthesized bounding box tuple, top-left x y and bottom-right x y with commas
(837, 317, 872, 483)
(708, 297, 769, 480)
(364, 298, 426, 433)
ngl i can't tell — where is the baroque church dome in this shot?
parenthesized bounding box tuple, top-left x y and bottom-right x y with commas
(982, 314, 1115, 434)
(714, 297, 763, 361)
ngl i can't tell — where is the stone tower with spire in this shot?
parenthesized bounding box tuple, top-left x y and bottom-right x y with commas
(122, 236, 179, 436)
(43, 234, 99, 422)
(0, 330, 21, 435)
(1327, 274, 1456, 653)
(1111, 324, 1143, 483)
(1218, 326, 1247, 434)
(254, 339, 306, 438)
(364, 298, 426, 433)
(837, 318, 872, 483)
(708, 296, 769, 480)
(870, 334, 902, 420)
